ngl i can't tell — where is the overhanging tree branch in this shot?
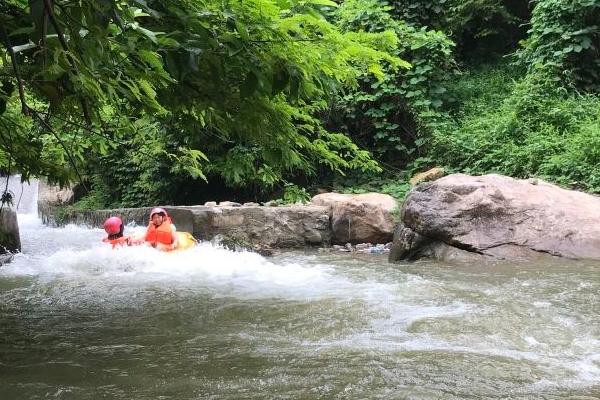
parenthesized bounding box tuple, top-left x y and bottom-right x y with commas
(0, 25, 29, 115)
(42, 0, 93, 125)
(30, 109, 88, 191)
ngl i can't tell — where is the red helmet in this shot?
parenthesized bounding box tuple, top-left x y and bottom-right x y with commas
(150, 207, 168, 218)
(103, 216, 123, 235)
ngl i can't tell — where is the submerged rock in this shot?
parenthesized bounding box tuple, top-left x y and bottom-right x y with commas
(0, 253, 14, 266)
(311, 192, 398, 244)
(390, 173, 600, 263)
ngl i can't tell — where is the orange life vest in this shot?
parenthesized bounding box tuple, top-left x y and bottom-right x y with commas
(102, 236, 130, 248)
(145, 218, 174, 246)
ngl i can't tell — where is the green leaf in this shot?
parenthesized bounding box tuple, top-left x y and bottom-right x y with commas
(308, 0, 339, 7)
(241, 71, 259, 98)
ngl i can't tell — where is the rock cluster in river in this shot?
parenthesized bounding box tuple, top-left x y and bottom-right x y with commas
(328, 242, 392, 254)
(45, 192, 400, 253)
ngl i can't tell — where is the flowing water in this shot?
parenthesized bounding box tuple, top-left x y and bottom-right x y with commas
(1, 215, 599, 399)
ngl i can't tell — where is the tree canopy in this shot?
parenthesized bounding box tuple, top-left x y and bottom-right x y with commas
(1, 0, 599, 206)
(1, 0, 399, 198)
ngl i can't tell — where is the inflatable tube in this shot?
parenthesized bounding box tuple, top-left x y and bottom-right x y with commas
(106, 232, 197, 252)
(173, 232, 197, 251)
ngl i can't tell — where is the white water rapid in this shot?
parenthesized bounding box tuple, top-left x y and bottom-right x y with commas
(0, 211, 598, 399)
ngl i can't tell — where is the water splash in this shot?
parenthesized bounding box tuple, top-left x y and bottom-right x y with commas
(1, 216, 599, 397)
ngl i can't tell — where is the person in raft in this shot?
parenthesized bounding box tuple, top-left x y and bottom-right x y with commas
(102, 216, 131, 248)
(140, 207, 179, 251)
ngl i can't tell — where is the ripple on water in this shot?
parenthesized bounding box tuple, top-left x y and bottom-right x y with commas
(1, 217, 599, 398)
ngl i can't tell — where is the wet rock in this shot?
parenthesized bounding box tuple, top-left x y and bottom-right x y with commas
(253, 245, 274, 257)
(190, 205, 331, 248)
(311, 192, 398, 245)
(304, 229, 323, 244)
(0, 253, 14, 266)
(0, 209, 20, 255)
(243, 202, 260, 207)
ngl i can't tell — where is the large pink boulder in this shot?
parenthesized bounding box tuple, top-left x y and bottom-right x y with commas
(391, 174, 600, 262)
(311, 193, 398, 244)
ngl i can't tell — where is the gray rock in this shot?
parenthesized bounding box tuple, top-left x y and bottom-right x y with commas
(204, 201, 217, 207)
(397, 173, 600, 262)
(304, 229, 323, 244)
(311, 192, 398, 245)
(0, 209, 20, 255)
(219, 201, 242, 207)
(0, 253, 14, 266)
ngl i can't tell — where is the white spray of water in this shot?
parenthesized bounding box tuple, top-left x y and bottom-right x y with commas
(3, 215, 599, 391)
(4, 216, 383, 302)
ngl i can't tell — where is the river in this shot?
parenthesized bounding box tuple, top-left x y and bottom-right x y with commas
(1, 214, 599, 399)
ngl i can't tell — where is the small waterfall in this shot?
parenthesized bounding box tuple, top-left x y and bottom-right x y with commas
(0, 175, 39, 215)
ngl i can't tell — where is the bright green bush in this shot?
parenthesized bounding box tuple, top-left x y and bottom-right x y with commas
(518, 0, 600, 92)
(430, 65, 600, 192)
(388, 0, 528, 59)
(332, 0, 456, 164)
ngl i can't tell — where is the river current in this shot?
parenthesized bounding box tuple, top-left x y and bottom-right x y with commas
(1, 214, 599, 399)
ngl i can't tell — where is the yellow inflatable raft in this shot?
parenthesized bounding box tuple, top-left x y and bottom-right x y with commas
(172, 232, 197, 251)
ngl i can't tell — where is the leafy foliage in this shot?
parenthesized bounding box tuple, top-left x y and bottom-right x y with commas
(331, 0, 456, 164)
(389, 0, 528, 59)
(2, 0, 599, 208)
(517, 0, 600, 91)
(0, 0, 401, 205)
(430, 65, 600, 192)
(336, 175, 412, 200)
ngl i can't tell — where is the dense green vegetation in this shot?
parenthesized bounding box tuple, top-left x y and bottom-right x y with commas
(1, 0, 599, 207)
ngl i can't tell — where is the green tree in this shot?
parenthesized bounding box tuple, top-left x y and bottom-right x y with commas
(0, 0, 401, 205)
(331, 0, 455, 164)
(518, 0, 600, 91)
(388, 0, 529, 60)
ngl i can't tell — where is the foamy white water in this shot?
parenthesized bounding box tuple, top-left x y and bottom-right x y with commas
(1, 215, 599, 399)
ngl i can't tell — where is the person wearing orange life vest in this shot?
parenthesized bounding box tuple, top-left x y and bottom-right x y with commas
(102, 216, 131, 248)
(143, 207, 179, 251)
